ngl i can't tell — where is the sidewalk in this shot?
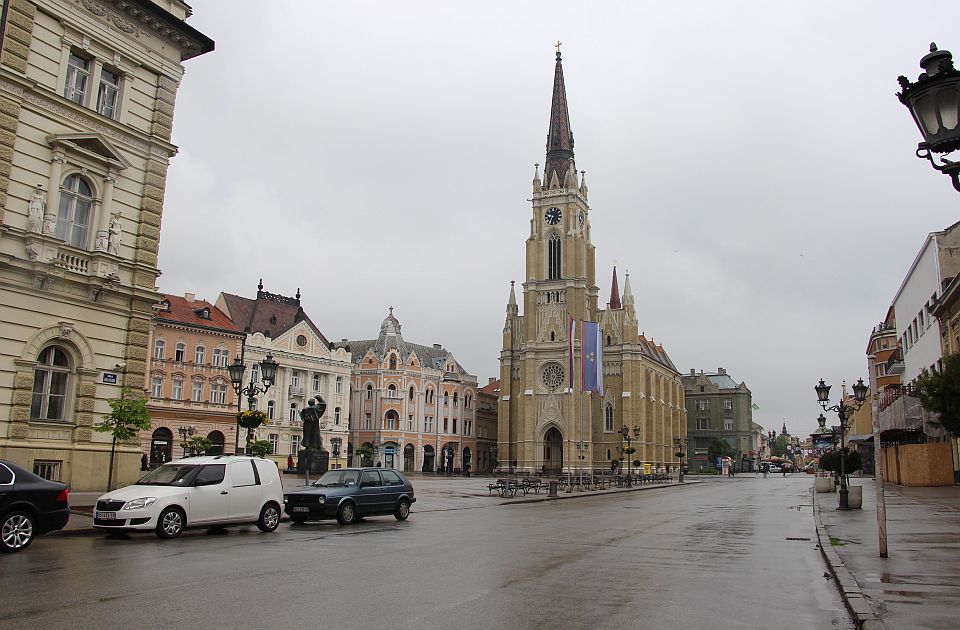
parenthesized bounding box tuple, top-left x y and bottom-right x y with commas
(813, 477, 960, 629)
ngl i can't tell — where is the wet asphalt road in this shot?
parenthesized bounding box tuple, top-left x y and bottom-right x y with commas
(2, 475, 852, 630)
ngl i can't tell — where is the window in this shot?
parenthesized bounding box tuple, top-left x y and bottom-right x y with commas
(723, 398, 733, 410)
(453, 392, 458, 407)
(334, 407, 341, 425)
(336, 376, 343, 394)
(381, 470, 404, 486)
(195, 345, 205, 365)
(408, 414, 414, 431)
(31, 346, 70, 421)
(388, 384, 397, 398)
(291, 435, 301, 455)
(212, 347, 228, 368)
(389, 354, 397, 370)
(724, 418, 733, 430)
(313, 373, 321, 391)
(172, 378, 183, 401)
(192, 380, 203, 402)
(0, 463, 12, 485)
(97, 68, 120, 118)
(444, 392, 449, 406)
(56, 174, 92, 248)
(195, 464, 226, 485)
(361, 470, 381, 487)
(64, 53, 89, 104)
(151, 375, 163, 399)
(426, 389, 434, 404)
(364, 413, 372, 429)
(251, 363, 260, 383)
(444, 418, 449, 432)
(697, 418, 709, 430)
(267, 400, 275, 420)
(33, 460, 62, 482)
(605, 404, 614, 432)
(175, 342, 185, 362)
(548, 232, 562, 279)
(211, 381, 227, 404)
(291, 371, 300, 388)
(154, 339, 165, 360)
(696, 400, 709, 411)
(289, 403, 297, 422)
(465, 394, 472, 409)
(268, 434, 279, 455)
(366, 384, 373, 400)
(229, 461, 255, 487)
(425, 416, 433, 432)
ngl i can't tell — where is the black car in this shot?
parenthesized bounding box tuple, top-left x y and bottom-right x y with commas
(1, 460, 70, 552)
(284, 467, 415, 525)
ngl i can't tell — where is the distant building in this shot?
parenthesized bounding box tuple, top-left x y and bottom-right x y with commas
(216, 282, 352, 469)
(476, 378, 500, 473)
(337, 309, 478, 473)
(0, 0, 212, 489)
(682, 368, 754, 471)
(142, 293, 244, 465)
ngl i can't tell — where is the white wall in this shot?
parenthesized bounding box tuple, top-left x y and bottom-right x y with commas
(894, 235, 943, 383)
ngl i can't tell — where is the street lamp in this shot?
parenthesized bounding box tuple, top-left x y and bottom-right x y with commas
(490, 444, 499, 473)
(228, 353, 280, 454)
(177, 425, 195, 457)
(674, 437, 685, 483)
(815, 378, 868, 510)
(897, 43, 960, 192)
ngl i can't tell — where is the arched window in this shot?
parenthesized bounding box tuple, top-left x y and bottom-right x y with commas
(195, 344, 205, 365)
(387, 384, 397, 398)
(154, 339, 165, 360)
(453, 392, 458, 406)
(605, 404, 614, 432)
(547, 232, 561, 279)
(366, 383, 373, 400)
(426, 388, 434, 404)
(267, 400, 275, 420)
(335, 407, 341, 425)
(31, 346, 70, 421)
(409, 386, 415, 401)
(550, 331, 555, 341)
(207, 431, 225, 455)
(56, 174, 93, 248)
(289, 403, 297, 422)
(444, 392, 449, 406)
(175, 341, 185, 362)
(389, 354, 397, 370)
(606, 449, 612, 460)
(607, 335, 612, 346)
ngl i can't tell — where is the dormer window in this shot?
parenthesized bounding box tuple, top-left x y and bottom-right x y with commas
(160, 300, 171, 312)
(269, 315, 277, 325)
(195, 307, 211, 319)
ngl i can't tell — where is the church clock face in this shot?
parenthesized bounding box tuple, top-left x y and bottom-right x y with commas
(544, 207, 562, 225)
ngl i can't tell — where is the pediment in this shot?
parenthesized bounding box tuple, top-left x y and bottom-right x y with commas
(46, 132, 130, 169)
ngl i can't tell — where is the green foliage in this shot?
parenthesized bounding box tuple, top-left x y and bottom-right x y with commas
(185, 435, 212, 455)
(93, 387, 151, 440)
(916, 353, 960, 437)
(707, 438, 732, 462)
(355, 445, 373, 465)
(819, 447, 862, 475)
(249, 440, 273, 457)
(772, 435, 791, 457)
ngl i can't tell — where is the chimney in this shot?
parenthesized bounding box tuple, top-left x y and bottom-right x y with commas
(488, 377, 496, 384)
(341, 338, 348, 343)
(433, 343, 442, 349)
(690, 369, 696, 376)
(718, 367, 726, 375)
(184, 292, 195, 303)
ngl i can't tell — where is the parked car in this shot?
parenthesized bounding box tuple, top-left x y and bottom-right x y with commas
(767, 463, 782, 473)
(284, 467, 416, 525)
(0, 459, 70, 553)
(93, 455, 282, 539)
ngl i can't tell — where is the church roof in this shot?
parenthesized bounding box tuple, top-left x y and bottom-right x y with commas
(608, 266, 621, 309)
(544, 50, 575, 190)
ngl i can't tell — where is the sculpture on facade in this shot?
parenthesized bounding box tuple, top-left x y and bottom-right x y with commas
(27, 184, 45, 233)
(299, 395, 326, 450)
(107, 214, 121, 254)
(42, 203, 57, 236)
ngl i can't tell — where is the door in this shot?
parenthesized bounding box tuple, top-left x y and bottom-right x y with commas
(187, 464, 229, 524)
(403, 444, 414, 472)
(544, 427, 563, 475)
(228, 460, 261, 521)
(356, 469, 384, 514)
(379, 469, 405, 509)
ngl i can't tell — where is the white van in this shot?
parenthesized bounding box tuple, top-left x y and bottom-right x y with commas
(94, 456, 283, 539)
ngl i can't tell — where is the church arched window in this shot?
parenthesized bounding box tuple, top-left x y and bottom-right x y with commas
(605, 404, 614, 432)
(547, 232, 561, 279)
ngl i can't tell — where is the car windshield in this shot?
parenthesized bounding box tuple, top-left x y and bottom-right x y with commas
(312, 470, 360, 487)
(137, 464, 198, 486)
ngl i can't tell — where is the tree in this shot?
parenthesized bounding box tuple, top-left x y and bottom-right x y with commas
(772, 435, 791, 457)
(248, 440, 273, 458)
(819, 447, 862, 477)
(355, 445, 373, 466)
(707, 438, 732, 463)
(93, 386, 151, 490)
(184, 435, 212, 456)
(916, 353, 960, 437)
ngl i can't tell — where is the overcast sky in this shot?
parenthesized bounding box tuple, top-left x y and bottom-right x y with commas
(158, 1, 960, 438)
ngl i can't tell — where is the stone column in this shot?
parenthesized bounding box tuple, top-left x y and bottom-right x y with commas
(43, 150, 66, 235)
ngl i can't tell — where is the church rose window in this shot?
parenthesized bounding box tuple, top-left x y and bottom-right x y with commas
(541, 363, 564, 390)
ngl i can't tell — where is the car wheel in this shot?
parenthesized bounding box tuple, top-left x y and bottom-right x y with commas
(336, 501, 356, 525)
(394, 498, 411, 521)
(290, 514, 308, 525)
(1, 510, 35, 553)
(155, 507, 185, 539)
(256, 503, 280, 532)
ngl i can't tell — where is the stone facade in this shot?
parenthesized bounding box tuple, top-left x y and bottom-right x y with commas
(682, 368, 754, 472)
(498, 53, 686, 475)
(337, 309, 478, 474)
(0, 0, 212, 490)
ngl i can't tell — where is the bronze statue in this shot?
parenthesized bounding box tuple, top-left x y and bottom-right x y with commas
(299, 396, 327, 450)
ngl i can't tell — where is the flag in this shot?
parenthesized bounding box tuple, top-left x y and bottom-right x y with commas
(567, 315, 576, 391)
(582, 321, 603, 395)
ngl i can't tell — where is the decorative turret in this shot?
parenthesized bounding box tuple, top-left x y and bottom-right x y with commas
(622, 271, 634, 309)
(507, 280, 518, 316)
(579, 170, 588, 198)
(544, 49, 575, 190)
(608, 266, 621, 309)
(532, 163, 542, 193)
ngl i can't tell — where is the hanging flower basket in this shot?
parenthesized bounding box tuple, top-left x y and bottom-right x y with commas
(623, 447, 636, 456)
(237, 410, 268, 429)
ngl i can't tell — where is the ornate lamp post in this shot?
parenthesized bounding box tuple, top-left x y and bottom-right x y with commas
(815, 378, 868, 510)
(490, 444, 499, 473)
(897, 43, 960, 192)
(674, 437, 685, 482)
(177, 425, 195, 457)
(227, 353, 279, 454)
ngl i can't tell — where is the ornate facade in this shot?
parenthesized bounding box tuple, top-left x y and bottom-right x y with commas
(0, 0, 212, 489)
(337, 309, 478, 473)
(216, 282, 353, 470)
(499, 52, 686, 475)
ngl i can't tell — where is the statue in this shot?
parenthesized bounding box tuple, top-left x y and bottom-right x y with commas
(27, 185, 45, 233)
(107, 214, 121, 254)
(299, 395, 326, 450)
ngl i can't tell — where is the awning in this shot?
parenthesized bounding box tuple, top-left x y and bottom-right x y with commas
(846, 434, 874, 443)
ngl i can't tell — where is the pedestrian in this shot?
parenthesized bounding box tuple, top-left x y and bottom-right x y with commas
(140, 453, 148, 471)
(287, 454, 294, 470)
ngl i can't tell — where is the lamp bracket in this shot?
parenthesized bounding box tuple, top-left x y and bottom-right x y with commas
(917, 143, 960, 191)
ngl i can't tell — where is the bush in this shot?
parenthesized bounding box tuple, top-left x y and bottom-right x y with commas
(819, 448, 861, 475)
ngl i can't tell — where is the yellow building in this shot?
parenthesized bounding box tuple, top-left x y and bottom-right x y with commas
(0, 1, 212, 489)
(498, 52, 686, 475)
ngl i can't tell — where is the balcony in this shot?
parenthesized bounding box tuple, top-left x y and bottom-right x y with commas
(885, 348, 905, 375)
(289, 385, 304, 397)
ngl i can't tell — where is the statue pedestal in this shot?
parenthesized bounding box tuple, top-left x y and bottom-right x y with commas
(297, 448, 329, 474)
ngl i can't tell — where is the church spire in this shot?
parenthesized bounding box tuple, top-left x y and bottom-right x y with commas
(507, 280, 518, 316)
(544, 47, 575, 191)
(608, 265, 621, 309)
(622, 271, 634, 308)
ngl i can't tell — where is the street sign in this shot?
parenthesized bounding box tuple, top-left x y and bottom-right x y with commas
(102, 372, 118, 384)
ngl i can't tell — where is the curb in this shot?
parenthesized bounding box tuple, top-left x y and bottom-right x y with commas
(812, 488, 888, 629)
(51, 511, 294, 538)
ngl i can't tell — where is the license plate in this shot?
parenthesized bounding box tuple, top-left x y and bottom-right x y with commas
(292, 506, 310, 512)
(96, 511, 117, 520)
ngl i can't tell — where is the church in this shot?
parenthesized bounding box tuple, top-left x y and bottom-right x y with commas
(498, 50, 687, 475)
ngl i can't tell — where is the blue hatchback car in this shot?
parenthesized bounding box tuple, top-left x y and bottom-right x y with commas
(283, 467, 415, 525)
